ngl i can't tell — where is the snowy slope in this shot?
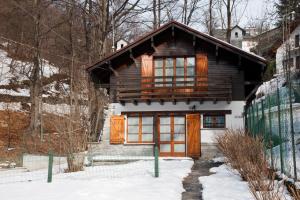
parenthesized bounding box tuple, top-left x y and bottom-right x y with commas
(0, 48, 70, 115)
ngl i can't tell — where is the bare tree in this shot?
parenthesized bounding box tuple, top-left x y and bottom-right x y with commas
(216, 0, 248, 43)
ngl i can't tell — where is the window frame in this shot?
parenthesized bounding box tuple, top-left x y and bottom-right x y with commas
(126, 114, 154, 144)
(153, 56, 195, 87)
(203, 114, 226, 129)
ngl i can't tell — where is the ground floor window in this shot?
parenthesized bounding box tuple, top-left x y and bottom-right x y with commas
(203, 114, 225, 128)
(127, 114, 153, 143)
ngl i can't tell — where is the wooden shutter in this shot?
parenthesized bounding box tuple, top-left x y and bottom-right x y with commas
(186, 114, 201, 158)
(196, 53, 208, 92)
(110, 115, 125, 144)
(141, 55, 153, 97)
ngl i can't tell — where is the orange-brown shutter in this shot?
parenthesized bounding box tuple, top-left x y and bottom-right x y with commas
(186, 114, 201, 158)
(196, 53, 208, 92)
(141, 55, 153, 97)
(110, 115, 125, 144)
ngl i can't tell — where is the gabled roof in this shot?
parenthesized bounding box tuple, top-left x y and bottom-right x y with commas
(87, 21, 266, 71)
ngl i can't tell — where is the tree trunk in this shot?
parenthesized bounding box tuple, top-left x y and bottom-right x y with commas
(209, 0, 213, 35)
(153, 0, 157, 29)
(226, 0, 231, 43)
(29, 0, 41, 135)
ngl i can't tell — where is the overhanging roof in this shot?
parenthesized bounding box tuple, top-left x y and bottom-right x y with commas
(87, 21, 267, 72)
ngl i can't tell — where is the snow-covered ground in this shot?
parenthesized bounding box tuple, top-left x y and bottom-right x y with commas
(0, 159, 193, 200)
(199, 164, 254, 200)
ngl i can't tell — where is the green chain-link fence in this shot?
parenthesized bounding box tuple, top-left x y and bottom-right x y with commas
(245, 76, 300, 180)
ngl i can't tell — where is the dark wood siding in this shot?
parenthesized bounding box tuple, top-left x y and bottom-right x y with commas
(109, 34, 245, 101)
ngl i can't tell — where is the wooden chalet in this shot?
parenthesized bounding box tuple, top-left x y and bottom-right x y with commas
(87, 21, 266, 158)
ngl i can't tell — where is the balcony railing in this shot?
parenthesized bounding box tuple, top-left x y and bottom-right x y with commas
(102, 75, 232, 103)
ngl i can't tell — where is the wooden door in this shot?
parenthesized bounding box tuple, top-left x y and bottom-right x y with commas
(110, 115, 125, 144)
(186, 114, 201, 158)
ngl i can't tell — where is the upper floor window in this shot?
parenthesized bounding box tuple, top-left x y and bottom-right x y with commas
(235, 32, 238, 38)
(154, 57, 195, 87)
(295, 34, 299, 48)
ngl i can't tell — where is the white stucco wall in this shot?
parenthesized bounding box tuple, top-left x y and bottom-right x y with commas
(109, 101, 245, 144)
(276, 25, 300, 74)
(242, 40, 257, 52)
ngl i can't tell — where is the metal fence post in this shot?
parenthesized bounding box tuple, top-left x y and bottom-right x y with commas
(276, 84, 284, 173)
(47, 152, 53, 183)
(268, 95, 274, 168)
(154, 114, 159, 178)
(261, 100, 266, 149)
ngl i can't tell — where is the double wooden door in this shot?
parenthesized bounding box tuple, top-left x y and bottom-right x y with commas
(158, 114, 200, 157)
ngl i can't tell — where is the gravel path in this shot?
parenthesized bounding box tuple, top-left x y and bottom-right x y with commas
(181, 159, 223, 200)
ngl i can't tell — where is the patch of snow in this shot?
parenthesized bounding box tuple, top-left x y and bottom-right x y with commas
(42, 103, 70, 115)
(199, 164, 254, 200)
(0, 159, 193, 200)
(0, 102, 22, 111)
(212, 157, 226, 163)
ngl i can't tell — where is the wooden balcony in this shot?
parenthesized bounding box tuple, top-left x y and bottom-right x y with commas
(104, 75, 232, 104)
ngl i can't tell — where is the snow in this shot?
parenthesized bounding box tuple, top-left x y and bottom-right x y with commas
(212, 156, 226, 163)
(0, 49, 59, 87)
(0, 102, 22, 111)
(0, 159, 193, 200)
(199, 164, 254, 200)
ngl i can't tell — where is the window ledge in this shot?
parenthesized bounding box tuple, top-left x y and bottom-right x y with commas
(201, 128, 228, 130)
(124, 143, 155, 145)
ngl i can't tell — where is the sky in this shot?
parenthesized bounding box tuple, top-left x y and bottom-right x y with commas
(239, 0, 277, 27)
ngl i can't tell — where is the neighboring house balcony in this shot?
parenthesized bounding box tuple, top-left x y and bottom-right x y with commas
(102, 75, 233, 105)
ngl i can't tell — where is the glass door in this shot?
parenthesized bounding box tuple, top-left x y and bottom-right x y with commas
(158, 115, 186, 156)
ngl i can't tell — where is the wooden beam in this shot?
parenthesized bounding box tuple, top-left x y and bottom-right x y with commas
(172, 26, 175, 37)
(186, 99, 190, 105)
(215, 46, 219, 63)
(119, 100, 125, 106)
(129, 49, 138, 68)
(193, 35, 196, 47)
(108, 61, 119, 77)
(133, 99, 138, 105)
(172, 99, 177, 105)
(159, 99, 164, 105)
(146, 99, 151, 105)
(122, 110, 232, 115)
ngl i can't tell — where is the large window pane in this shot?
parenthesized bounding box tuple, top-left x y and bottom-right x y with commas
(160, 144, 171, 152)
(174, 144, 185, 153)
(155, 59, 164, 87)
(128, 117, 139, 125)
(187, 57, 195, 86)
(160, 117, 170, 124)
(160, 133, 171, 141)
(165, 58, 174, 86)
(174, 116, 185, 124)
(176, 58, 185, 86)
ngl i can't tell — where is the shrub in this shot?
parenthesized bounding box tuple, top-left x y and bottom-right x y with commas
(216, 129, 286, 200)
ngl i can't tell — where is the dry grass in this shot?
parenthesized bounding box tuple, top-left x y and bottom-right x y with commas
(216, 129, 287, 200)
